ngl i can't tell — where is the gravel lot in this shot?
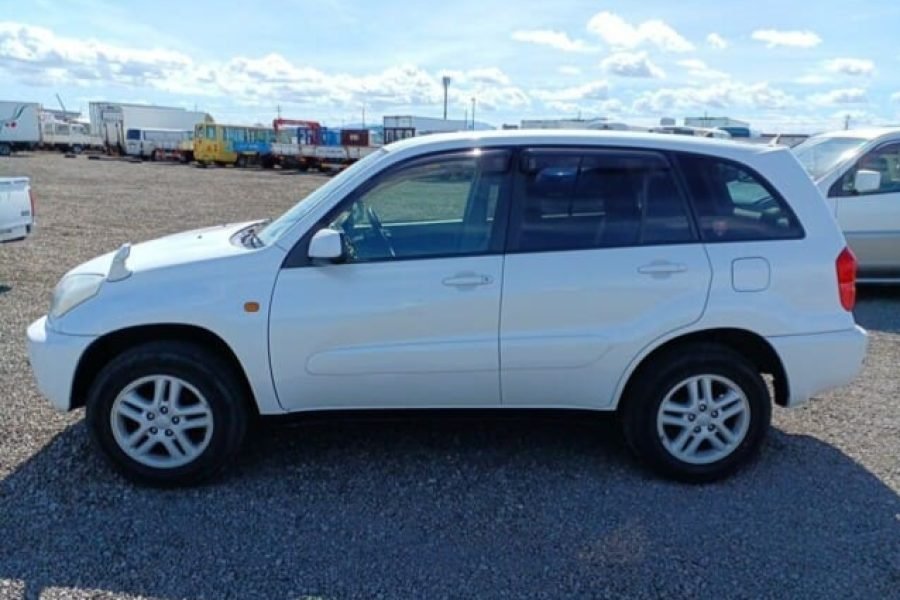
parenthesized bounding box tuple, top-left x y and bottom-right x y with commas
(0, 153, 898, 600)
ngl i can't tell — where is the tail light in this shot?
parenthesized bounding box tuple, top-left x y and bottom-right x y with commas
(29, 188, 35, 218)
(836, 247, 857, 311)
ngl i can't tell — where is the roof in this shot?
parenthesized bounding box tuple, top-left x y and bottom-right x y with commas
(383, 129, 777, 159)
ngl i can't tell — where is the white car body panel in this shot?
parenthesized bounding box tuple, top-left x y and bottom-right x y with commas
(27, 130, 866, 417)
(270, 256, 503, 410)
(500, 244, 711, 409)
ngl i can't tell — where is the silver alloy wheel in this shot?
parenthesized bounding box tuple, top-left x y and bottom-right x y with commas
(110, 375, 214, 469)
(656, 374, 751, 465)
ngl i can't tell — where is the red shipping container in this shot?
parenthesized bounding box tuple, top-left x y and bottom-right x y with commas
(340, 129, 370, 147)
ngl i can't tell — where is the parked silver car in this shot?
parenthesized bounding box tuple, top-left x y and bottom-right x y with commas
(793, 128, 900, 281)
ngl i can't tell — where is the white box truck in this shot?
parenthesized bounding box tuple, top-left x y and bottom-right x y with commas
(89, 102, 211, 155)
(0, 102, 41, 156)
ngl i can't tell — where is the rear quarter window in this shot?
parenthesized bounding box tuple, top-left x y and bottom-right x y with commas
(676, 153, 804, 242)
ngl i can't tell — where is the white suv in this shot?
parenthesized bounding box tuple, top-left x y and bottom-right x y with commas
(27, 131, 867, 485)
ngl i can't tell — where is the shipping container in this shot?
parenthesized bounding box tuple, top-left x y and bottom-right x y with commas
(340, 129, 370, 147)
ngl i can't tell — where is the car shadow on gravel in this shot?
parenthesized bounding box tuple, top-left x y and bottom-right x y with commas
(855, 287, 900, 334)
(0, 416, 897, 599)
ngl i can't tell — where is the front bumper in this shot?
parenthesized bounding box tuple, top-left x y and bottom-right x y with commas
(27, 316, 96, 412)
(767, 325, 868, 408)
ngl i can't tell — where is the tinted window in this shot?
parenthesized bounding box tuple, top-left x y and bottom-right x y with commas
(678, 154, 803, 242)
(510, 150, 694, 252)
(326, 151, 509, 262)
(831, 143, 900, 196)
(126, 129, 140, 140)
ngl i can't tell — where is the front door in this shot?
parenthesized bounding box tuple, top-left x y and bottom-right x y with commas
(269, 149, 512, 411)
(499, 148, 712, 409)
(830, 142, 900, 278)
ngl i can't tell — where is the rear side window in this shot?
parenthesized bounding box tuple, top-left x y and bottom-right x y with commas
(509, 150, 695, 252)
(677, 154, 803, 242)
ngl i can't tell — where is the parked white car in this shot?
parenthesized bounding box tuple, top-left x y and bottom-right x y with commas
(0, 176, 35, 242)
(793, 127, 900, 281)
(27, 131, 867, 486)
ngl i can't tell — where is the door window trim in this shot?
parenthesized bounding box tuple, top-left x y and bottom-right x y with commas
(504, 146, 700, 255)
(282, 148, 515, 268)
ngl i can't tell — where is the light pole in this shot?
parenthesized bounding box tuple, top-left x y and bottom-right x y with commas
(442, 76, 451, 120)
(471, 97, 476, 130)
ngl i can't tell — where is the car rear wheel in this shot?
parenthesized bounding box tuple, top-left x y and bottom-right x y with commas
(620, 343, 771, 482)
(86, 341, 248, 486)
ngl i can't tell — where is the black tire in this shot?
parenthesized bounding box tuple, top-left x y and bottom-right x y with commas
(71, 144, 83, 154)
(86, 341, 248, 486)
(0, 143, 11, 156)
(236, 155, 247, 168)
(620, 343, 771, 483)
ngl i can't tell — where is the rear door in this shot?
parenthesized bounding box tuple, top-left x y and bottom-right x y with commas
(499, 149, 712, 409)
(829, 142, 900, 278)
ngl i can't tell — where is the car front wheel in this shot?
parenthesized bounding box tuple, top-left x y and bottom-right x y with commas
(621, 343, 771, 482)
(86, 341, 248, 486)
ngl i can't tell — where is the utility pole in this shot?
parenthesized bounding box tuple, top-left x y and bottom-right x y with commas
(362, 104, 366, 128)
(844, 114, 851, 130)
(471, 97, 476, 130)
(442, 76, 451, 120)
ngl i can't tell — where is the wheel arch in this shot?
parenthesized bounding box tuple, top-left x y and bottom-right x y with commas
(615, 328, 789, 410)
(71, 323, 258, 415)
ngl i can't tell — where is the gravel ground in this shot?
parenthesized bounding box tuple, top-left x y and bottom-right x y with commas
(0, 153, 898, 600)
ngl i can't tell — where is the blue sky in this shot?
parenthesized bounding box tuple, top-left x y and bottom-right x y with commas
(1, 0, 899, 131)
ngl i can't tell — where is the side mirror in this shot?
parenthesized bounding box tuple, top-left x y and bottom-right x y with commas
(307, 228, 344, 261)
(853, 169, 881, 194)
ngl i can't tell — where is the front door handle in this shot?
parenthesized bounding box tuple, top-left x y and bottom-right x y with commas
(638, 261, 688, 276)
(442, 272, 493, 287)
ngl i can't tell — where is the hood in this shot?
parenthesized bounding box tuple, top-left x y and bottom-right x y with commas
(69, 221, 261, 278)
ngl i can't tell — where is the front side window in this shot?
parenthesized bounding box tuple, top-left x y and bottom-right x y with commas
(831, 143, 900, 197)
(509, 150, 694, 252)
(678, 154, 803, 242)
(126, 129, 140, 141)
(324, 151, 509, 262)
(205, 125, 217, 140)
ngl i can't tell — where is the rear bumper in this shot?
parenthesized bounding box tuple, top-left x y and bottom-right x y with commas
(27, 316, 96, 412)
(767, 326, 868, 408)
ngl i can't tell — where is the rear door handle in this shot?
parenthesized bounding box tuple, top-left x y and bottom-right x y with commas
(638, 261, 688, 276)
(442, 272, 493, 287)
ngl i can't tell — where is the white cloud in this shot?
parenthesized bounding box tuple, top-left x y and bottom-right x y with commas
(511, 29, 589, 52)
(558, 65, 582, 76)
(892, 92, 900, 104)
(533, 81, 609, 103)
(0, 21, 528, 114)
(751, 29, 822, 48)
(824, 58, 875, 77)
(810, 88, 868, 106)
(587, 11, 694, 53)
(633, 81, 795, 113)
(677, 59, 729, 80)
(601, 52, 665, 79)
(706, 33, 728, 49)
(796, 74, 832, 85)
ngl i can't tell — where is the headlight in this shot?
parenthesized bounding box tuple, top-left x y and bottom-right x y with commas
(49, 274, 105, 320)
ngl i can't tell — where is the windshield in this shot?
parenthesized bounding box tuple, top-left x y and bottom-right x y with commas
(256, 148, 388, 245)
(792, 136, 868, 179)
